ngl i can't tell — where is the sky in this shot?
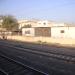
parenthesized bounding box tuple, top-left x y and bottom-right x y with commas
(0, 0, 75, 23)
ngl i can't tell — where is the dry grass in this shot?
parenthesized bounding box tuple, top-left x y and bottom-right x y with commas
(7, 35, 75, 47)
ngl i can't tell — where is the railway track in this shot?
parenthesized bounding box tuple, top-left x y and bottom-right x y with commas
(0, 39, 75, 57)
(1, 39, 75, 56)
(0, 54, 45, 75)
(0, 40, 75, 63)
(0, 40, 75, 75)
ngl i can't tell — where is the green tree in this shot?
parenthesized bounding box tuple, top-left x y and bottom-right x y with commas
(2, 15, 19, 31)
(22, 24, 32, 28)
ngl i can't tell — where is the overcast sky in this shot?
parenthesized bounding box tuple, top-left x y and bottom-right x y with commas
(0, 0, 75, 23)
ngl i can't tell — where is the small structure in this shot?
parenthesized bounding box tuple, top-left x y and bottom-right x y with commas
(51, 23, 75, 38)
(21, 19, 75, 38)
(18, 19, 38, 29)
(22, 20, 52, 37)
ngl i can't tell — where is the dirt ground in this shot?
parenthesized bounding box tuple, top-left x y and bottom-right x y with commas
(6, 35, 75, 47)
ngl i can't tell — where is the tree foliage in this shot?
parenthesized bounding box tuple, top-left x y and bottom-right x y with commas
(0, 15, 3, 20)
(22, 24, 32, 28)
(2, 15, 19, 31)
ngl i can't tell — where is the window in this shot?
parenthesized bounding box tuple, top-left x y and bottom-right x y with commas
(60, 30, 64, 33)
(43, 22, 46, 25)
(25, 30, 30, 34)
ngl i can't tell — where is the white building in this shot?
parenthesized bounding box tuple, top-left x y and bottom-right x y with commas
(51, 23, 75, 38)
(21, 19, 75, 38)
(22, 20, 52, 37)
(18, 20, 28, 29)
(33, 20, 52, 27)
(18, 19, 39, 29)
(22, 28, 35, 36)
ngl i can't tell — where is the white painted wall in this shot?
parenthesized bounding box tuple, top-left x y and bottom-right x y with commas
(52, 23, 65, 26)
(19, 23, 25, 29)
(22, 28, 35, 36)
(51, 27, 75, 38)
(33, 20, 49, 27)
(68, 27, 75, 38)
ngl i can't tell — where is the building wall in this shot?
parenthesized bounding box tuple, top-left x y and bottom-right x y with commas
(52, 23, 66, 26)
(22, 27, 51, 37)
(51, 27, 75, 38)
(33, 20, 52, 27)
(22, 28, 35, 36)
(18, 20, 38, 29)
(68, 27, 75, 38)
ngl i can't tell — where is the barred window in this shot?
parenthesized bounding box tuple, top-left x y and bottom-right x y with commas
(60, 30, 64, 33)
(25, 30, 30, 34)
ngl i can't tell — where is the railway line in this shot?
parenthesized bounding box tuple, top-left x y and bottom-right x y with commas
(0, 54, 45, 75)
(0, 40, 75, 63)
(0, 40, 75, 75)
(0, 39, 75, 57)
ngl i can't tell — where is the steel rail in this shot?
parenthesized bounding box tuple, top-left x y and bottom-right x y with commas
(0, 43, 75, 63)
(0, 53, 45, 75)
